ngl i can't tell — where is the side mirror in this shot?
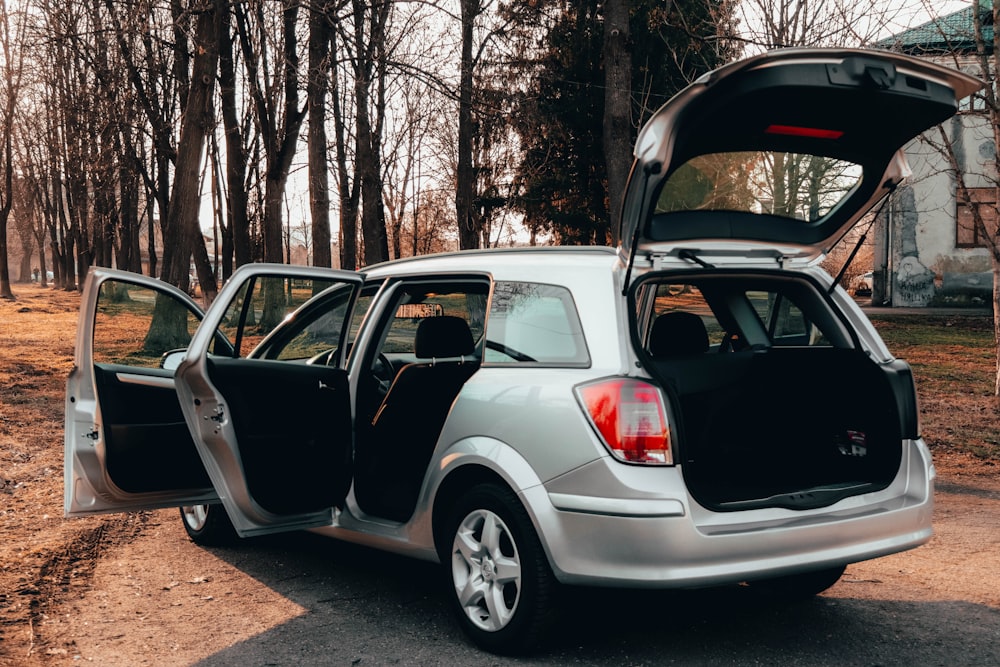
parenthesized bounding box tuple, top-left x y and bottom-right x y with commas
(160, 349, 187, 372)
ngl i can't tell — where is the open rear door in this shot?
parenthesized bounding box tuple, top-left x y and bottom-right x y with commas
(173, 264, 363, 537)
(65, 269, 220, 515)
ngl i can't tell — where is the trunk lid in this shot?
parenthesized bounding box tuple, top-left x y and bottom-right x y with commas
(620, 48, 983, 269)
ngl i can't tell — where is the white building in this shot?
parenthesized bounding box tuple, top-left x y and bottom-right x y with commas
(876, 6, 996, 306)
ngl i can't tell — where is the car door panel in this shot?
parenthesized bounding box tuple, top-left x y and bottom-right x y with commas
(94, 364, 211, 493)
(205, 358, 352, 515)
(65, 270, 219, 516)
(173, 264, 363, 537)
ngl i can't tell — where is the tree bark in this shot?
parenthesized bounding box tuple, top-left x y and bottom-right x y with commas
(601, 0, 631, 248)
(332, 22, 358, 270)
(308, 0, 333, 268)
(353, 0, 389, 265)
(162, 0, 221, 292)
(455, 0, 479, 250)
(217, 2, 250, 277)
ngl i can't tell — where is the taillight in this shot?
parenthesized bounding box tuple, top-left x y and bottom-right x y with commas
(576, 378, 673, 465)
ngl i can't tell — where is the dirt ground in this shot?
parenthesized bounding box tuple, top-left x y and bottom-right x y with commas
(0, 284, 998, 665)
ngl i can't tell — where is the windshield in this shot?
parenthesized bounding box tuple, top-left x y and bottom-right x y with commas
(656, 151, 863, 223)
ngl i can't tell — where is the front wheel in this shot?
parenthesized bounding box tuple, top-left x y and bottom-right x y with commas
(180, 504, 237, 547)
(442, 484, 558, 654)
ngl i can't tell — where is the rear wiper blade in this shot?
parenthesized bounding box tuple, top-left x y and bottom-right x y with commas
(678, 248, 715, 269)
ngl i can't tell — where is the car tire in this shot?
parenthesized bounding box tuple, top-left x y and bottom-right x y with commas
(752, 564, 846, 600)
(179, 504, 238, 547)
(442, 483, 558, 654)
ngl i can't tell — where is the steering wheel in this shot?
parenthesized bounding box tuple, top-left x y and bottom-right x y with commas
(307, 348, 339, 366)
(371, 353, 395, 390)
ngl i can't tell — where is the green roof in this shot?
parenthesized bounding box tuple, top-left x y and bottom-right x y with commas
(877, 3, 994, 54)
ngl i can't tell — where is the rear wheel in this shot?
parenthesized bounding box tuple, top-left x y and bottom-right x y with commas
(179, 504, 237, 546)
(442, 483, 558, 654)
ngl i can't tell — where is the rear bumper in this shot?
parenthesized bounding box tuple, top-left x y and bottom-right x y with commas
(529, 438, 933, 588)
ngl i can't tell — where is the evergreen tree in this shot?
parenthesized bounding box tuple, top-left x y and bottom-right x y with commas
(515, 0, 737, 245)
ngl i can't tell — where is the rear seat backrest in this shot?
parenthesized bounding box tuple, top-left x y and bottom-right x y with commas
(649, 311, 709, 358)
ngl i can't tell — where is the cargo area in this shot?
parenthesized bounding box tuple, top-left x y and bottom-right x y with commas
(634, 272, 909, 511)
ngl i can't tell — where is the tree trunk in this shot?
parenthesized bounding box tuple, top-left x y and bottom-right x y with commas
(353, 0, 389, 265)
(331, 26, 358, 270)
(993, 250, 999, 405)
(308, 0, 333, 269)
(217, 2, 250, 277)
(601, 0, 631, 248)
(161, 0, 221, 292)
(455, 0, 479, 250)
(0, 212, 12, 298)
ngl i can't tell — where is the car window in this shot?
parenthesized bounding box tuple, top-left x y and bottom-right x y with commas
(649, 284, 727, 349)
(483, 282, 590, 366)
(655, 151, 863, 222)
(271, 297, 351, 361)
(217, 276, 347, 359)
(644, 278, 841, 352)
(92, 280, 202, 368)
(378, 286, 487, 356)
(746, 290, 830, 346)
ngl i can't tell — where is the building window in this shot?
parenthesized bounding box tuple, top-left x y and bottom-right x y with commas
(956, 187, 998, 248)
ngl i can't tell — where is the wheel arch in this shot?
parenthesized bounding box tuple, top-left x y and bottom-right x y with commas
(431, 465, 510, 558)
(427, 436, 551, 561)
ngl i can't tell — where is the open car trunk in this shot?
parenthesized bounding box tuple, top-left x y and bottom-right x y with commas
(633, 271, 913, 512)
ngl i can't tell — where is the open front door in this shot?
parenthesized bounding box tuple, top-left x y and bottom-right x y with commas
(65, 269, 220, 515)
(174, 264, 363, 537)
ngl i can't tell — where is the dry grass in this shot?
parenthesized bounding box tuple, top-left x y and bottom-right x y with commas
(0, 285, 105, 663)
(0, 284, 996, 664)
(871, 314, 999, 461)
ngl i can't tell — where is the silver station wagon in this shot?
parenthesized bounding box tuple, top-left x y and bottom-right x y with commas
(65, 48, 980, 653)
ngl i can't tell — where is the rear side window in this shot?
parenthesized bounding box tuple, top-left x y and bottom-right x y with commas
(484, 282, 589, 367)
(649, 284, 726, 348)
(745, 290, 829, 346)
(643, 277, 845, 353)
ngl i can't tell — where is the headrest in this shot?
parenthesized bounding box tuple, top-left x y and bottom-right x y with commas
(649, 311, 709, 358)
(414, 316, 475, 359)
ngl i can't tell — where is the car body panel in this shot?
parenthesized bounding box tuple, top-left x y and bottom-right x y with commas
(528, 437, 933, 587)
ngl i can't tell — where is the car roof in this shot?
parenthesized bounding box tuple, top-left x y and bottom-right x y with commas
(363, 245, 622, 280)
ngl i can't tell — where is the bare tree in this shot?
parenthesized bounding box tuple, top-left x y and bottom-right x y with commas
(737, 0, 906, 51)
(215, 1, 255, 280)
(160, 0, 222, 300)
(0, 1, 25, 299)
(307, 0, 335, 269)
(234, 0, 307, 272)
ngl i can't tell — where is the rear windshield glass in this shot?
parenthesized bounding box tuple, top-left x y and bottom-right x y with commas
(655, 151, 862, 222)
